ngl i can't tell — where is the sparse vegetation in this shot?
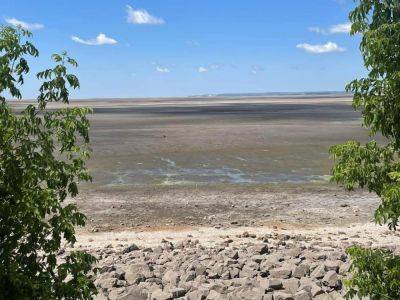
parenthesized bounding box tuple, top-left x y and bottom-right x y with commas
(330, 0, 400, 298)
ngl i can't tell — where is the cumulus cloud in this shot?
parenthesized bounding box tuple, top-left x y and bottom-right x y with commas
(156, 66, 170, 73)
(308, 27, 327, 35)
(309, 22, 351, 35)
(5, 18, 44, 30)
(251, 65, 265, 75)
(329, 22, 351, 34)
(296, 42, 346, 54)
(186, 40, 200, 47)
(126, 5, 164, 25)
(71, 33, 117, 46)
(198, 66, 208, 73)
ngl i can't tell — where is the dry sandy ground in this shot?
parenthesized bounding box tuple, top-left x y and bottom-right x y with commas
(76, 183, 378, 233)
(74, 223, 399, 253)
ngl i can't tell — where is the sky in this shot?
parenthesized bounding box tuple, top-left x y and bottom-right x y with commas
(2, 0, 365, 99)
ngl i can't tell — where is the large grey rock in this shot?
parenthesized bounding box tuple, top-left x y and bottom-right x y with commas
(207, 290, 229, 300)
(292, 263, 310, 279)
(299, 278, 323, 297)
(185, 289, 209, 300)
(338, 261, 351, 275)
(324, 260, 341, 272)
(108, 287, 128, 300)
(181, 270, 196, 282)
(168, 287, 186, 298)
(122, 243, 140, 254)
(283, 278, 300, 294)
(124, 263, 153, 285)
(273, 291, 294, 300)
(248, 244, 269, 255)
(117, 286, 148, 300)
(322, 270, 341, 288)
(259, 278, 283, 291)
(229, 287, 266, 300)
(150, 289, 173, 300)
(269, 267, 292, 279)
(293, 290, 311, 300)
(162, 269, 180, 286)
(310, 264, 326, 279)
(314, 293, 332, 300)
(96, 277, 117, 290)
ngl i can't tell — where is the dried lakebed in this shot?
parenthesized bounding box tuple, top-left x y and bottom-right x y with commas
(70, 224, 400, 300)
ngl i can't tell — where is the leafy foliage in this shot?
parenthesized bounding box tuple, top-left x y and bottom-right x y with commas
(345, 247, 400, 299)
(0, 26, 97, 299)
(329, 0, 400, 298)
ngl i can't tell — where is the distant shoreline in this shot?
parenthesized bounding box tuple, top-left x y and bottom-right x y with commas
(7, 91, 352, 103)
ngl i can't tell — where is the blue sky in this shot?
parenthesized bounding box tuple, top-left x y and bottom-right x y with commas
(2, 0, 364, 98)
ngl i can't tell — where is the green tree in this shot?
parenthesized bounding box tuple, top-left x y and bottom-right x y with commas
(330, 0, 400, 298)
(0, 26, 97, 299)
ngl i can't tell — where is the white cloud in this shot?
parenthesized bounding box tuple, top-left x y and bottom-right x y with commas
(309, 22, 351, 35)
(308, 27, 327, 35)
(5, 18, 44, 30)
(210, 63, 223, 70)
(251, 65, 265, 75)
(71, 33, 117, 46)
(198, 66, 208, 73)
(126, 5, 164, 25)
(156, 66, 170, 73)
(186, 40, 200, 47)
(329, 22, 351, 34)
(296, 42, 346, 54)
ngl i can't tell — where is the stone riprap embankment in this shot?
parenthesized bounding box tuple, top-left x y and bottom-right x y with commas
(76, 225, 400, 300)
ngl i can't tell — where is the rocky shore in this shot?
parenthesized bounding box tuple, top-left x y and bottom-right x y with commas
(70, 224, 400, 299)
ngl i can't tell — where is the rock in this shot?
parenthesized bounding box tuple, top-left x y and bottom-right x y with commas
(186, 289, 209, 300)
(239, 261, 259, 278)
(328, 290, 344, 299)
(248, 244, 269, 255)
(269, 267, 292, 279)
(150, 289, 173, 300)
(230, 267, 240, 279)
(122, 243, 140, 254)
(96, 277, 117, 290)
(124, 263, 153, 285)
(299, 278, 323, 297)
(224, 249, 239, 259)
(293, 290, 312, 300)
(322, 270, 341, 288)
(118, 286, 149, 300)
(252, 254, 267, 263)
(169, 287, 186, 298)
(162, 270, 180, 286)
(259, 278, 283, 291)
(324, 260, 341, 272)
(314, 293, 332, 300)
(310, 264, 326, 279)
(338, 261, 351, 275)
(108, 287, 128, 300)
(292, 263, 310, 278)
(283, 278, 300, 294)
(287, 247, 302, 258)
(230, 287, 266, 300)
(273, 291, 294, 300)
(207, 290, 229, 300)
(181, 270, 196, 282)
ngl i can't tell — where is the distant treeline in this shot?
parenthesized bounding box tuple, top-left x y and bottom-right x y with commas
(191, 91, 352, 98)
